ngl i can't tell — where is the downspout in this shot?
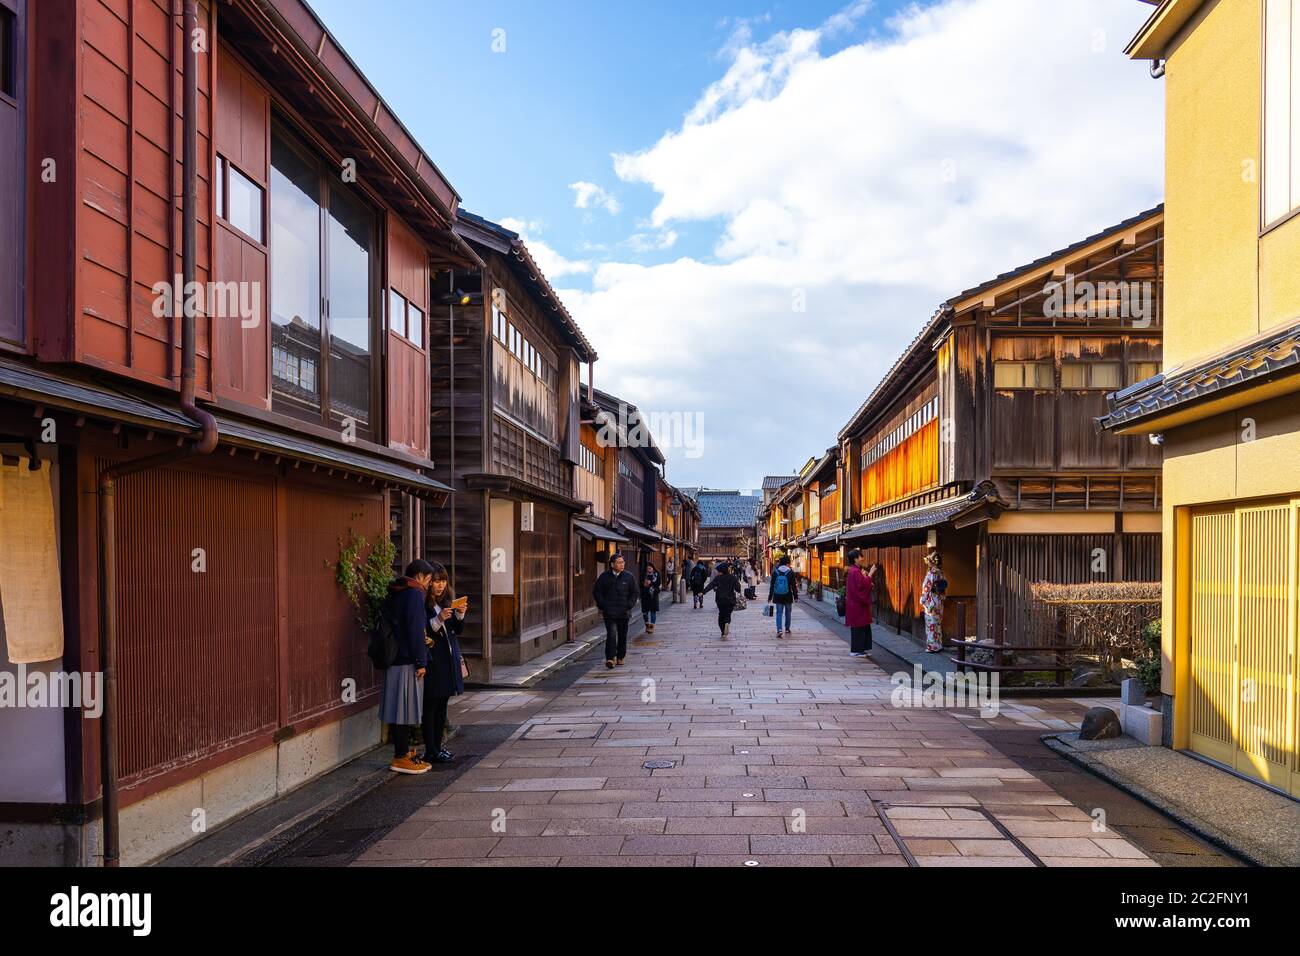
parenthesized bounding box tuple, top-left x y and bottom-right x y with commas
(96, 0, 216, 866)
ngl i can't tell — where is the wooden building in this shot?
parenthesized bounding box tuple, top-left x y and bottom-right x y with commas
(0, 0, 468, 864)
(804, 449, 844, 602)
(758, 475, 796, 574)
(426, 212, 597, 674)
(590, 387, 665, 575)
(570, 391, 629, 634)
(836, 207, 1166, 644)
(696, 490, 762, 563)
(656, 477, 699, 591)
(1115, 0, 1300, 796)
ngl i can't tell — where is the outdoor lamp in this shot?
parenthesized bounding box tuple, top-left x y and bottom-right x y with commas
(438, 289, 479, 306)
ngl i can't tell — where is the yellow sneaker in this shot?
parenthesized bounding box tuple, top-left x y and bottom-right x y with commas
(390, 755, 431, 774)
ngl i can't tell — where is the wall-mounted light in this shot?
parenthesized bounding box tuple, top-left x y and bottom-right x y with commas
(437, 289, 481, 306)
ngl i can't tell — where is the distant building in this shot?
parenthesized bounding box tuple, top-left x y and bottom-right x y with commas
(696, 490, 762, 562)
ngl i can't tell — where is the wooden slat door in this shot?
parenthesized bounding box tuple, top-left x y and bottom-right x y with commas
(1189, 501, 1300, 796)
(1189, 510, 1235, 765)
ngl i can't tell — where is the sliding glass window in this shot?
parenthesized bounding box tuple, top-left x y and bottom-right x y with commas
(269, 117, 377, 434)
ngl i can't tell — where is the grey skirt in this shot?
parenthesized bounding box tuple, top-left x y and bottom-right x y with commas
(378, 663, 424, 725)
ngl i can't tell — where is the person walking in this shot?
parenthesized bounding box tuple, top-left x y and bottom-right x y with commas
(703, 561, 743, 640)
(419, 562, 467, 763)
(767, 554, 799, 637)
(594, 552, 639, 668)
(844, 549, 878, 658)
(379, 560, 434, 774)
(921, 551, 948, 653)
(688, 560, 709, 609)
(642, 561, 661, 633)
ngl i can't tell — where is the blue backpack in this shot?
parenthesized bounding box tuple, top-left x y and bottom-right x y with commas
(773, 571, 791, 597)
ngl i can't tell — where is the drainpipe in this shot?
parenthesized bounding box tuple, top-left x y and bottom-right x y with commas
(96, 0, 216, 866)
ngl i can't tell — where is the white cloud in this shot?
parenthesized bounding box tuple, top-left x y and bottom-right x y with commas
(567, 0, 1163, 488)
(569, 180, 622, 215)
(497, 217, 592, 279)
(627, 228, 679, 253)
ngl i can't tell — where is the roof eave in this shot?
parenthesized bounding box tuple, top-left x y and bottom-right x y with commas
(1126, 0, 1204, 60)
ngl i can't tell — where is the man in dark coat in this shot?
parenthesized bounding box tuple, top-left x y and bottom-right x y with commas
(703, 561, 743, 640)
(594, 552, 639, 668)
(688, 561, 709, 608)
(844, 549, 878, 657)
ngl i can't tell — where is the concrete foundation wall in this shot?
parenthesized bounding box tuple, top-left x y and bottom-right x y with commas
(2, 705, 381, 866)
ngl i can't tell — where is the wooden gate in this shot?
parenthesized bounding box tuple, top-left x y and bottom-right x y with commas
(1188, 501, 1299, 796)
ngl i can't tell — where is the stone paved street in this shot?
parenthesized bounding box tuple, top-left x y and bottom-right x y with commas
(350, 600, 1178, 867)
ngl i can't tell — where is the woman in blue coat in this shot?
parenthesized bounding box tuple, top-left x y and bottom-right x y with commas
(420, 562, 467, 763)
(380, 560, 435, 774)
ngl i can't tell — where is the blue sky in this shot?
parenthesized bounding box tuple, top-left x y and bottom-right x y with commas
(309, 1, 1163, 490)
(309, 0, 914, 263)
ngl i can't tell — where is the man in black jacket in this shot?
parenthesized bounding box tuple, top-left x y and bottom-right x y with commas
(593, 552, 639, 668)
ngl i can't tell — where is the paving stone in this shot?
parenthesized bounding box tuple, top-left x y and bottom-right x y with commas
(540, 818, 668, 836)
(490, 836, 625, 857)
(346, 601, 1165, 867)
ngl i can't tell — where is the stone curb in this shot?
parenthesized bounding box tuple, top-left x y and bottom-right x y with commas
(1041, 733, 1263, 867)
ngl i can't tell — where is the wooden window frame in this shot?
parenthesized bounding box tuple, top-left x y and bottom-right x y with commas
(1262, 0, 1300, 232)
(0, 3, 15, 105)
(215, 153, 267, 246)
(269, 116, 381, 440)
(1060, 360, 1122, 390)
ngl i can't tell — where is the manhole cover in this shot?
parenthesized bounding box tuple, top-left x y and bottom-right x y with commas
(643, 759, 676, 769)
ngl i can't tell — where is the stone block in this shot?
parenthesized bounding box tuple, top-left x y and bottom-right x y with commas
(1120, 703, 1162, 746)
(1120, 678, 1146, 706)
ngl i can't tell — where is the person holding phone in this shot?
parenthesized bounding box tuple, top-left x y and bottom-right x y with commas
(844, 549, 877, 657)
(420, 562, 467, 764)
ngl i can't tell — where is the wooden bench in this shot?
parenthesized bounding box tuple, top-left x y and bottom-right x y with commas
(949, 641, 1075, 686)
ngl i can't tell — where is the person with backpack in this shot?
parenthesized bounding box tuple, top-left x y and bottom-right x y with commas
(767, 554, 799, 637)
(378, 559, 435, 774)
(688, 560, 709, 608)
(420, 562, 467, 764)
(594, 552, 639, 668)
(703, 561, 743, 640)
(844, 549, 878, 658)
(641, 561, 661, 633)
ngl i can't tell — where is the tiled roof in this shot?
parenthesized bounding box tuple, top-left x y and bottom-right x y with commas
(948, 203, 1164, 306)
(697, 491, 762, 528)
(839, 205, 1165, 443)
(1098, 321, 1300, 432)
(762, 475, 796, 490)
(589, 387, 666, 464)
(456, 210, 597, 361)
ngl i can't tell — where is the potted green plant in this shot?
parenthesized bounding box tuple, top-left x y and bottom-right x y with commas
(333, 528, 396, 632)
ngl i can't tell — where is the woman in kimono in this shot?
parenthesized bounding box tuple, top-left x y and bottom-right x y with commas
(920, 551, 947, 653)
